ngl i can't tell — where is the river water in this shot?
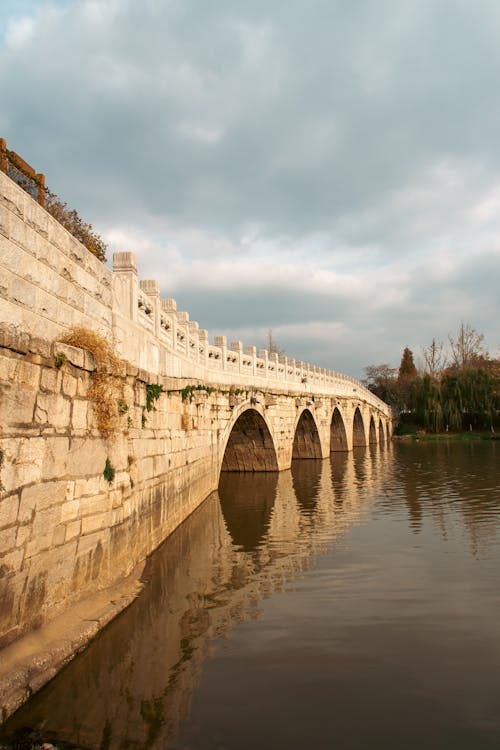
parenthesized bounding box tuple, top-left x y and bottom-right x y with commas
(3, 441, 500, 749)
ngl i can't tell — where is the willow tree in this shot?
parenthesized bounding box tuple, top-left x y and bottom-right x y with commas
(411, 375, 443, 432)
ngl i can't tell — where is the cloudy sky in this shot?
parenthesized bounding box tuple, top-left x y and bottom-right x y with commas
(2, 0, 500, 377)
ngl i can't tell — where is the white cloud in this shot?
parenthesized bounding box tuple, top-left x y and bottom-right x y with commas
(2, 0, 500, 375)
(4, 16, 35, 48)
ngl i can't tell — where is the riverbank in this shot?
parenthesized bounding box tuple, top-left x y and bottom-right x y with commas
(393, 430, 499, 442)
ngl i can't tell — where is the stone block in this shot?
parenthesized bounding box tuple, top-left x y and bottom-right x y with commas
(0, 437, 44, 494)
(79, 493, 111, 518)
(18, 480, 67, 523)
(16, 524, 30, 548)
(65, 480, 75, 502)
(60, 499, 80, 523)
(0, 352, 16, 382)
(0, 546, 24, 573)
(0, 205, 9, 237)
(52, 524, 66, 547)
(0, 494, 19, 529)
(0, 385, 36, 427)
(62, 372, 78, 398)
(71, 400, 88, 430)
(65, 438, 107, 478)
(40, 367, 62, 393)
(35, 393, 71, 429)
(65, 519, 81, 541)
(81, 511, 112, 535)
(77, 529, 110, 557)
(25, 506, 62, 558)
(74, 475, 101, 499)
(42, 437, 70, 480)
(0, 526, 16, 555)
(76, 375, 89, 398)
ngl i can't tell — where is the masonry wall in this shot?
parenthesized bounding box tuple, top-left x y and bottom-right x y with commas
(0, 326, 223, 651)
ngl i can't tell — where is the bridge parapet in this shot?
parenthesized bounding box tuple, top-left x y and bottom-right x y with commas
(0, 170, 389, 417)
(112, 251, 390, 416)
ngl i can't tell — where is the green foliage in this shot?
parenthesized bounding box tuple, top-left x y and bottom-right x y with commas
(411, 375, 444, 432)
(54, 351, 67, 369)
(145, 383, 164, 412)
(398, 347, 417, 381)
(409, 368, 498, 432)
(141, 409, 147, 428)
(180, 384, 215, 402)
(45, 193, 107, 262)
(103, 458, 115, 485)
(363, 364, 400, 405)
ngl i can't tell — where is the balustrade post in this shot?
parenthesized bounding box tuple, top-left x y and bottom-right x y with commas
(189, 321, 200, 362)
(231, 341, 243, 373)
(113, 252, 138, 322)
(258, 349, 269, 382)
(214, 335, 228, 371)
(140, 280, 161, 337)
(161, 298, 177, 350)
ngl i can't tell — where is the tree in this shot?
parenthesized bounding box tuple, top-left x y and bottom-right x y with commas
(411, 374, 443, 432)
(398, 347, 417, 381)
(397, 347, 418, 409)
(363, 364, 399, 404)
(421, 338, 446, 377)
(448, 322, 485, 370)
(267, 329, 285, 357)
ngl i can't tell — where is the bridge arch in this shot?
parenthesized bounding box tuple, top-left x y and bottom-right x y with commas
(330, 407, 349, 452)
(220, 406, 279, 473)
(352, 407, 366, 447)
(292, 408, 322, 459)
(369, 415, 377, 444)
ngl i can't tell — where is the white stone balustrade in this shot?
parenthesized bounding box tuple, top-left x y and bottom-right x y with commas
(0, 168, 389, 414)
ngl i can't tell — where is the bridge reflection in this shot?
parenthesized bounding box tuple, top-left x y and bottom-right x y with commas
(3, 448, 394, 750)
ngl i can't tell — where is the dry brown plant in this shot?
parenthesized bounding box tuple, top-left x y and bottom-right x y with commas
(59, 327, 122, 434)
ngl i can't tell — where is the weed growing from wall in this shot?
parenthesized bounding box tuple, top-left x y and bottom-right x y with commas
(145, 383, 164, 412)
(103, 458, 115, 484)
(59, 327, 122, 435)
(54, 351, 67, 369)
(180, 384, 215, 402)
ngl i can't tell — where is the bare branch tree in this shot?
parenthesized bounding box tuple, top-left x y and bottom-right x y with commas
(421, 338, 446, 377)
(448, 322, 485, 370)
(267, 329, 285, 357)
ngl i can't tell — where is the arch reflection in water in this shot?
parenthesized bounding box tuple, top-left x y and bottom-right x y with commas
(291, 459, 322, 515)
(218, 472, 278, 551)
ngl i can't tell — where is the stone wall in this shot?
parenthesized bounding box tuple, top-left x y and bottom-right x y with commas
(0, 326, 221, 652)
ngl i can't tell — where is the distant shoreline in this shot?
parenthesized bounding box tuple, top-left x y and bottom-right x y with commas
(393, 431, 499, 442)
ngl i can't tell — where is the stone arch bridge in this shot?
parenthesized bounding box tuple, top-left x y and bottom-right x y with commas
(0, 170, 392, 717)
(219, 398, 389, 474)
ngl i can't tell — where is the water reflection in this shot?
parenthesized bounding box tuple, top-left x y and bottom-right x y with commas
(291, 459, 322, 515)
(3, 442, 500, 749)
(219, 472, 277, 551)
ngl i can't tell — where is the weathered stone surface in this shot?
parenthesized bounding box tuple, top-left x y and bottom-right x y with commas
(19, 481, 67, 524)
(0, 494, 19, 529)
